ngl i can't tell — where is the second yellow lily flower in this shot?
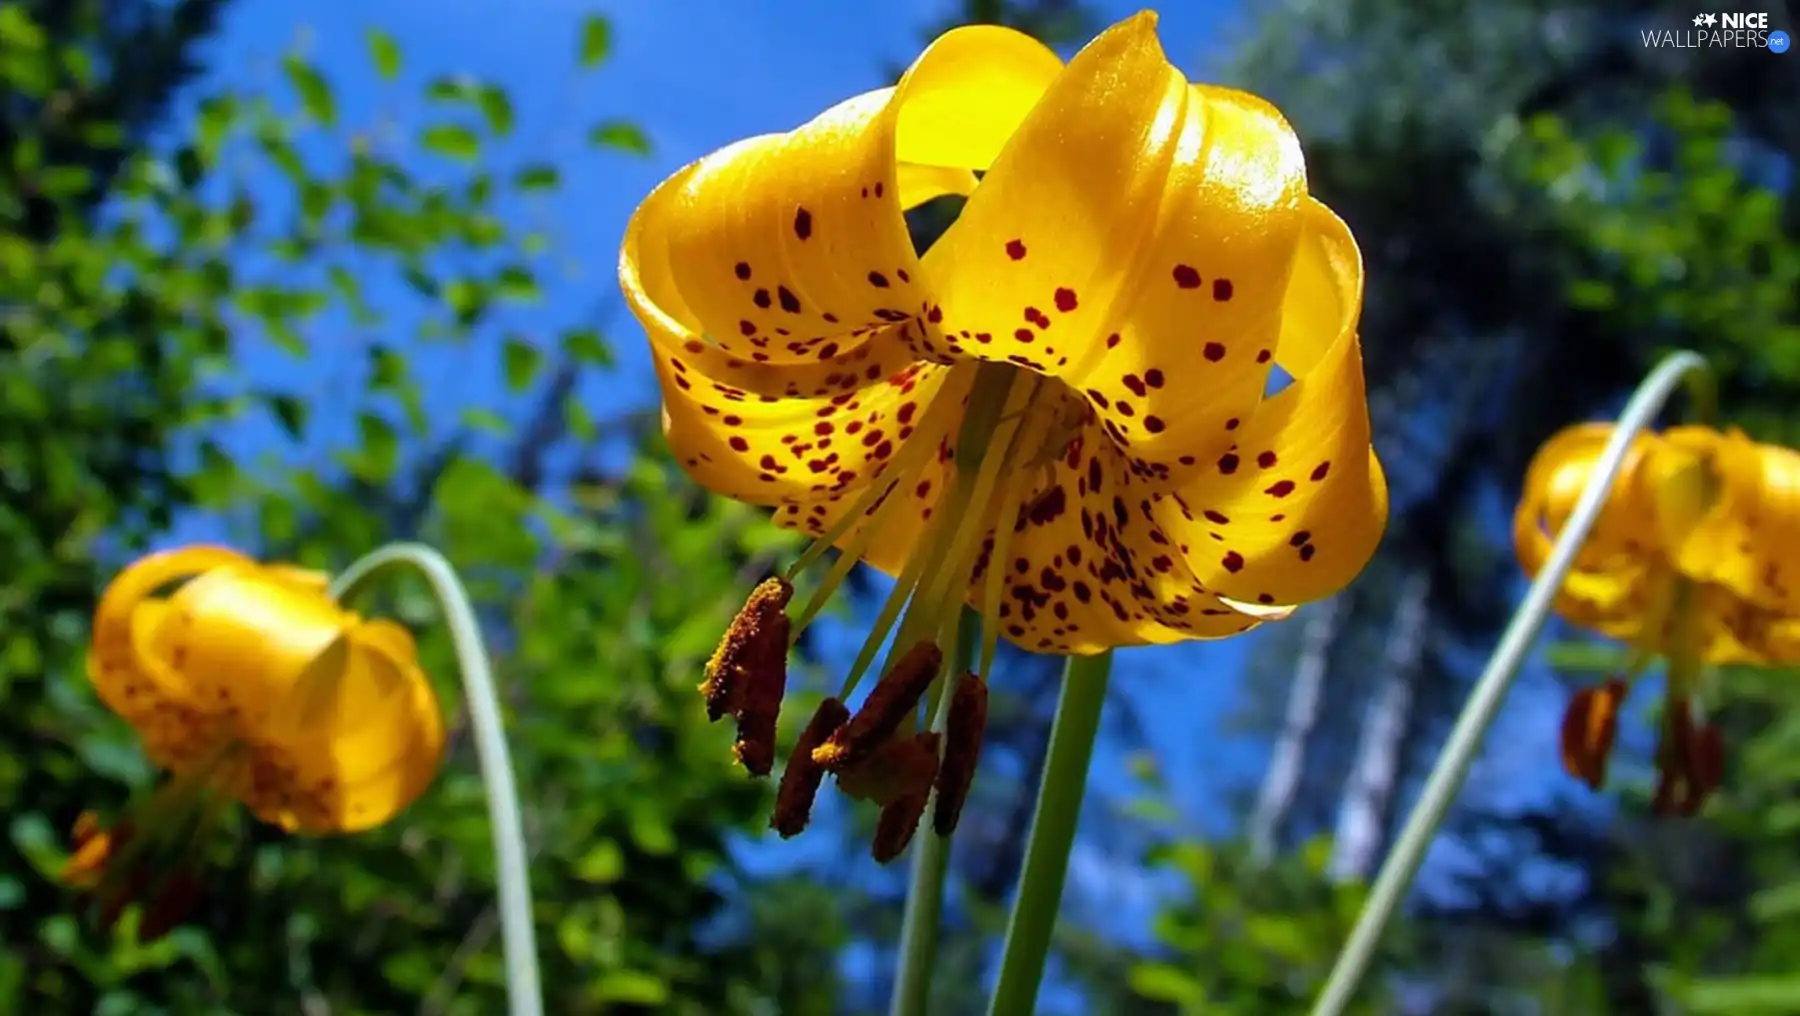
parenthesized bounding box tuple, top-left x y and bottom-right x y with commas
(1516, 422, 1800, 813)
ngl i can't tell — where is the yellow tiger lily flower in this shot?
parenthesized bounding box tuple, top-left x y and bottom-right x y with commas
(1515, 422, 1800, 814)
(621, 12, 1386, 856)
(68, 544, 446, 936)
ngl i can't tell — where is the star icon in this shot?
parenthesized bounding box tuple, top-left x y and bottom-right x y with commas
(1694, 13, 1706, 24)
(1703, 13, 1718, 25)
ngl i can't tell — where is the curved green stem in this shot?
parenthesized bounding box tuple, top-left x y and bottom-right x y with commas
(986, 649, 1112, 1016)
(330, 542, 543, 1016)
(1308, 350, 1714, 1016)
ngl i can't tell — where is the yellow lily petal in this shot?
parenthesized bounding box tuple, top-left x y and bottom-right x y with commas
(1664, 427, 1800, 614)
(1148, 201, 1386, 608)
(897, 161, 977, 208)
(969, 431, 1264, 655)
(1709, 581, 1800, 665)
(891, 24, 1063, 172)
(164, 563, 349, 736)
(90, 545, 249, 712)
(922, 12, 1320, 488)
(622, 23, 1066, 506)
(274, 626, 446, 834)
(1514, 422, 1660, 579)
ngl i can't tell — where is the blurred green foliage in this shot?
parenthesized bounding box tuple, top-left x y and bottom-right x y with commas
(0, 5, 844, 1013)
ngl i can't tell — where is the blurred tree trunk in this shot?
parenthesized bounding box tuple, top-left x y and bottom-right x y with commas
(1250, 597, 1344, 859)
(1329, 568, 1432, 880)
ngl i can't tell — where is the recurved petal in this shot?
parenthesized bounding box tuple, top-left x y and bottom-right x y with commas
(281, 629, 446, 834)
(89, 546, 251, 716)
(1665, 427, 1800, 615)
(921, 13, 1319, 487)
(1513, 422, 1660, 580)
(165, 563, 350, 737)
(657, 347, 962, 518)
(1143, 206, 1386, 609)
(620, 22, 1060, 378)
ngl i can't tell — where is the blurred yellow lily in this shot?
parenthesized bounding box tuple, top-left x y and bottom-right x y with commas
(622, 11, 1386, 853)
(69, 544, 446, 935)
(1515, 423, 1800, 814)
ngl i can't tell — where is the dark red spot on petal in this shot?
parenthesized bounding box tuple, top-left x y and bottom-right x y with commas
(793, 207, 813, 240)
(734, 262, 751, 280)
(1222, 551, 1244, 573)
(1218, 453, 1240, 474)
(1212, 278, 1234, 301)
(778, 286, 801, 313)
(729, 436, 750, 452)
(1311, 461, 1332, 481)
(1006, 239, 1027, 260)
(1144, 369, 1165, 388)
(868, 271, 889, 288)
(1266, 480, 1296, 498)
(1173, 265, 1201, 289)
(739, 320, 757, 336)
(1105, 333, 1121, 349)
(753, 289, 772, 309)
(1256, 349, 1272, 364)
(1290, 530, 1311, 547)
(1144, 415, 1165, 434)
(1203, 342, 1226, 362)
(1300, 543, 1317, 562)
(1054, 287, 1078, 312)
(1257, 451, 1278, 469)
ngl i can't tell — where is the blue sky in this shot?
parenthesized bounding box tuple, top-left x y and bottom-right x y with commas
(151, 0, 1594, 963)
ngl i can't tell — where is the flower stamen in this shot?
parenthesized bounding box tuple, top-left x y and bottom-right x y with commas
(1559, 677, 1628, 789)
(772, 697, 852, 838)
(814, 640, 943, 771)
(702, 577, 793, 721)
(934, 670, 989, 836)
(1652, 696, 1724, 817)
(701, 577, 793, 775)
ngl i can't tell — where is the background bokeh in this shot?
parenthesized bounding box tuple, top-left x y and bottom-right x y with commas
(3, 0, 1797, 1012)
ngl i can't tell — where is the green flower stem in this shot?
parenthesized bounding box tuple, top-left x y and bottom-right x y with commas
(329, 542, 543, 1016)
(890, 609, 980, 1016)
(986, 648, 1113, 1016)
(1308, 350, 1714, 1016)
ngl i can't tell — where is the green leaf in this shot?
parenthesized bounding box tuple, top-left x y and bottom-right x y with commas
(496, 265, 540, 304)
(578, 15, 612, 68)
(421, 124, 481, 161)
(282, 55, 337, 126)
(1751, 880, 1800, 922)
(461, 408, 510, 436)
(365, 28, 401, 79)
(593, 970, 668, 1006)
(588, 120, 651, 156)
(268, 395, 308, 440)
(574, 840, 624, 884)
(1682, 976, 1800, 1013)
(503, 336, 542, 392)
(478, 84, 514, 136)
(355, 412, 400, 480)
(561, 327, 611, 366)
(513, 164, 559, 192)
(0, 6, 47, 52)
(1128, 962, 1201, 1004)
